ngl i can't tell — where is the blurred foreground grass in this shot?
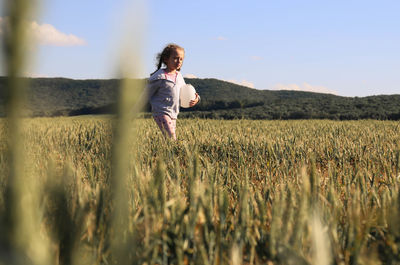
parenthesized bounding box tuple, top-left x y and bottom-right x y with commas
(1, 117, 400, 264)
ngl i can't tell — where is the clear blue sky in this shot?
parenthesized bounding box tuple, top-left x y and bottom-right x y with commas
(1, 0, 399, 97)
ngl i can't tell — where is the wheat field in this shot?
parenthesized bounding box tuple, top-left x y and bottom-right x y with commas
(3, 0, 399, 263)
(1, 117, 399, 264)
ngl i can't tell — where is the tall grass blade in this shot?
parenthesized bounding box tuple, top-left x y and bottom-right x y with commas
(1, 0, 51, 264)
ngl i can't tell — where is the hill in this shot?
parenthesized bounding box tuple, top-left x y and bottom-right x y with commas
(0, 76, 399, 120)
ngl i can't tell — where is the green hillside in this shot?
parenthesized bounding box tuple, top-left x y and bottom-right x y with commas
(185, 78, 400, 120)
(1, 76, 399, 120)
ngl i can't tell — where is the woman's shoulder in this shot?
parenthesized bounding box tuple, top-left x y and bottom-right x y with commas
(149, 69, 167, 82)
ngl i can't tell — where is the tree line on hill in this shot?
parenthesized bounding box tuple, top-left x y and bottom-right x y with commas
(0, 76, 399, 120)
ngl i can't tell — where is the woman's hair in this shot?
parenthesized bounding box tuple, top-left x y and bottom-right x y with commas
(151, 43, 184, 75)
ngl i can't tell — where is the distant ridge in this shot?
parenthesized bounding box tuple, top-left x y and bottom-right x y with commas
(0, 76, 399, 120)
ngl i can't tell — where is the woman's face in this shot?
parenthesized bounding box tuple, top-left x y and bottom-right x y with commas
(165, 49, 184, 72)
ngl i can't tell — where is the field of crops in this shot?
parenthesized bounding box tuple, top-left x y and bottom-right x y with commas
(0, 117, 400, 264)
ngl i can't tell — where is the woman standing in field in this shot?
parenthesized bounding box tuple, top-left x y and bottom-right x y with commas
(147, 44, 199, 140)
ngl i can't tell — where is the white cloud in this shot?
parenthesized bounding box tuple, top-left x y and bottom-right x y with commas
(272, 82, 337, 95)
(250, 56, 262, 61)
(184, 73, 197, 78)
(23, 71, 49, 78)
(30, 21, 86, 46)
(216, 36, 227, 41)
(0, 17, 86, 46)
(227, 79, 255, 88)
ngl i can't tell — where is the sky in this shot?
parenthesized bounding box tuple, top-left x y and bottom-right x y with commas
(0, 0, 399, 97)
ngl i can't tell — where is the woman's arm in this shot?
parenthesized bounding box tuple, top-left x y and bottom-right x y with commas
(147, 79, 161, 99)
